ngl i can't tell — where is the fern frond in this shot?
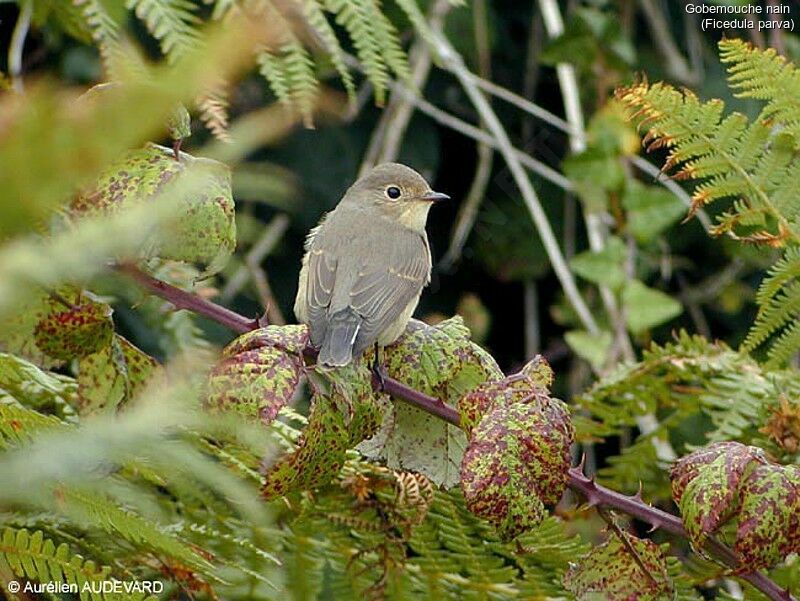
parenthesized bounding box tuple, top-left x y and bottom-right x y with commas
(125, 0, 202, 62)
(0, 527, 126, 601)
(617, 79, 800, 246)
(720, 38, 800, 141)
(73, 0, 125, 76)
(258, 40, 318, 127)
(325, 0, 391, 104)
(197, 82, 232, 142)
(744, 247, 800, 363)
(0, 402, 67, 449)
(302, 0, 356, 101)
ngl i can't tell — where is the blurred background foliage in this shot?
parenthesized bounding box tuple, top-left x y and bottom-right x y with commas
(1, 0, 800, 599)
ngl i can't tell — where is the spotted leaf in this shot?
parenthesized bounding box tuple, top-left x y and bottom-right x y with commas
(458, 356, 553, 434)
(672, 442, 800, 570)
(360, 317, 502, 488)
(77, 334, 158, 415)
(460, 392, 573, 539)
(71, 143, 236, 276)
(563, 533, 673, 600)
(733, 464, 800, 571)
(33, 300, 113, 360)
(207, 325, 308, 425)
(261, 364, 380, 499)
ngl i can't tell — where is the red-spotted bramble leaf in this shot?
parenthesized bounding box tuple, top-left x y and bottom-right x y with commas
(71, 143, 236, 277)
(206, 325, 308, 425)
(77, 334, 158, 415)
(563, 532, 673, 600)
(359, 317, 502, 488)
(261, 364, 380, 499)
(671, 441, 800, 570)
(33, 301, 113, 360)
(458, 356, 553, 434)
(460, 373, 573, 539)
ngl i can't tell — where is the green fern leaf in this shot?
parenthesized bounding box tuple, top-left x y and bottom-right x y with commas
(125, 0, 201, 62)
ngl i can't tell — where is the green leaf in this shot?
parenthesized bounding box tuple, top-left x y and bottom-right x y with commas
(569, 236, 627, 291)
(458, 366, 572, 539)
(358, 317, 501, 488)
(77, 334, 158, 414)
(672, 442, 765, 549)
(622, 280, 682, 334)
(460, 392, 573, 539)
(622, 180, 687, 243)
(261, 364, 380, 499)
(563, 533, 673, 600)
(71, 143, 236, 276)
(359, 400, 467, 489)
(207, 325, 308, 425)
(33, 298, 114, 360)
(457, 356, 553, 434)
(563, 147, 626, 212)
(671, 441, 800, 570)
(565, 329, 613, 371)
(0, 353, 77, 411)
(734, 464, 800, 571)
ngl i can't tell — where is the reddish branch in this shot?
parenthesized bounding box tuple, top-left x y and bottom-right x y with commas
(119, 263, 795, 601)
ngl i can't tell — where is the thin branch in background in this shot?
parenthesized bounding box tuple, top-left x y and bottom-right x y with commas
(523, 280, 540, 358)
(539, 0, 675, 463)
(359, 0, 451, 173)
(538, 0, 633, 365)
(441, 0, 495, 269)
(121, 268, 796, 601)
(221, 213, 290, 305)
(637, 0, 698, 85)
(246, 258, 285, 325)
(466, 67, 714, 231)
(429, 31, 600, 336)
(9, 0, 32, 93)
(766, 0, 787, 56)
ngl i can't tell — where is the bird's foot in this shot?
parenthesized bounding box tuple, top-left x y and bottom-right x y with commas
(371, 342, 386, 391)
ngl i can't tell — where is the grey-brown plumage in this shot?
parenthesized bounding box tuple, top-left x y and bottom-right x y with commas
(294, 163, 448, 367)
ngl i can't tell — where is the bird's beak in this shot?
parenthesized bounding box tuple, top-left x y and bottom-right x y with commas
(419, 190, 450, 203)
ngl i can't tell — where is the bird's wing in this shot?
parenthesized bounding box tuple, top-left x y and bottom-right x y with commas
(305, 242, 338, 348)
(349, 232, 430, 354)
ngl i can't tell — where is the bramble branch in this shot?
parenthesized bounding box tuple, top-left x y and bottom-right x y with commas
(120, 265, 795, 601)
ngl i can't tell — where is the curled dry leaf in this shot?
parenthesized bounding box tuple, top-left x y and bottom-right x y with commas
(671, 441, 800, 571)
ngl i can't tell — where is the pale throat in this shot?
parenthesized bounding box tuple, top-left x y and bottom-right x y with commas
(394, 201, 432, 232)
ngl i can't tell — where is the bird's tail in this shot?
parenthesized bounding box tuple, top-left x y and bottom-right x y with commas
(319, 308, 361, 367)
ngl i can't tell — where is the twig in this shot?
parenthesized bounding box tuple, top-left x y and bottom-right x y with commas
(9, 0, 32, 93)
(116, 263, 257, 333)
(538, 0, 633, 365)
(597, 507, 660, 589)
(441, 0, 495, 269)
(637, 0, 697, 85)
(122, 269, 795, 601)
(464, 70, 713, 231)
(429, 30, 600, 336)
(221, 214, 290, 303)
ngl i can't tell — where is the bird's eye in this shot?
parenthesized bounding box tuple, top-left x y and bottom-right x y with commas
(385, 186, 401, 200)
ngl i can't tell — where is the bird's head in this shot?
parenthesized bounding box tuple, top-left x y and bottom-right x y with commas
(343, 163, 449, 232)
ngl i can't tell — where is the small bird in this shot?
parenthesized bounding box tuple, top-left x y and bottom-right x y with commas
(294, 163, 449, 367)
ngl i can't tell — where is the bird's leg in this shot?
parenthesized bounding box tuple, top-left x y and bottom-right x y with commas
(371, 342, 386, 391)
